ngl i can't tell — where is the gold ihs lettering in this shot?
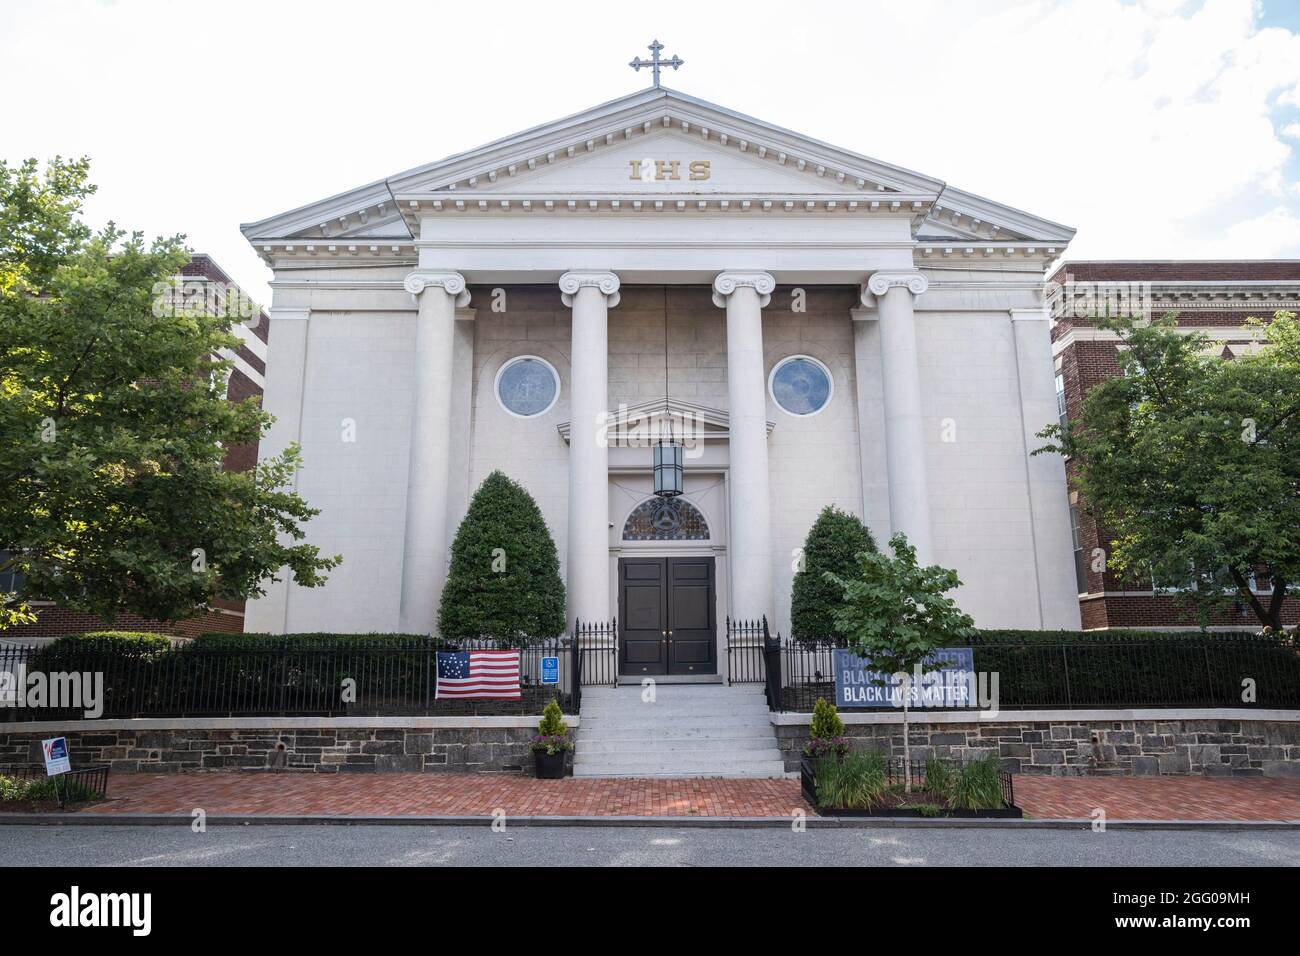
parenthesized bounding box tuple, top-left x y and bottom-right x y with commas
(654, 159, 681, 180)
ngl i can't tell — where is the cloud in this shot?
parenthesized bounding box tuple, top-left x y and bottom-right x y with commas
(1, 0, 1297, 302)
(1220, 206, 1300, 256)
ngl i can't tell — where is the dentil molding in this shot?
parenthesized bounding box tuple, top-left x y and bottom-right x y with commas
(403, 270, 471, 307)
(712, 271, 776, 309)
(559, 271, 621, 308)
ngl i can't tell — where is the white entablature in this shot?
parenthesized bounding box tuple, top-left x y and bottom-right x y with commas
(241, 86, 1074, 269)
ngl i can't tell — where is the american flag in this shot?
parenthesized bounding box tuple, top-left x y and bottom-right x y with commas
(435, 650, 521, 699)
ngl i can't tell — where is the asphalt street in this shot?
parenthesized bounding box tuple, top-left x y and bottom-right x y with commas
(3, 824, 1298, 866)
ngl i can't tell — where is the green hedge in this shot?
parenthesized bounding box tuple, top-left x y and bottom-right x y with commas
(29, 631, 173, 669)
(971, 628, 1240, 644)
(192, 632, 428, 648)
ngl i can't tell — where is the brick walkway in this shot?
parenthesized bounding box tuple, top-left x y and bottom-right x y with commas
(1013, 775, 1300, 821)
(83, 774, 809, 818)
(65, 772, 1300, 821)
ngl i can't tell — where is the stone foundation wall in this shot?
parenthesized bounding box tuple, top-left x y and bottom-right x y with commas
(774, 716, 1300, 777)
(0, 720, 570, 776)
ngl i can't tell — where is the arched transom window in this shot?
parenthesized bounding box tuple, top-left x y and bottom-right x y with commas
(622, 497, 710, 541)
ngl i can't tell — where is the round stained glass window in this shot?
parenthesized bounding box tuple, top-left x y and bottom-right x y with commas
(495, 356, 559, 418)
(769, 355, 833, 416)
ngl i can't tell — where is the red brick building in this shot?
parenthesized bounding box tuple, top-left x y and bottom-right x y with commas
(1049, 260, 1300, 630)
(2, 254, 267, 639)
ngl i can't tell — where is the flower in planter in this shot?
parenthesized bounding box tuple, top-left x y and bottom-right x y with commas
(803, 735, 851, 760)
(529, 699, 573, 754)
(804, 697, 849, 758)
(529, 733, 574, 755)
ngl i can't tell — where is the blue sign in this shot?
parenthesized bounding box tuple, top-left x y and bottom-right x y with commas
(540, 656, 559, 685)
(833, 648, 976, 709)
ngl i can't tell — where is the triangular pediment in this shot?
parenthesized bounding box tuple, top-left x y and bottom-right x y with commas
(461, 129, 871, 196)
(241, 86, 1073, 251)
(556, 398, 773, 445)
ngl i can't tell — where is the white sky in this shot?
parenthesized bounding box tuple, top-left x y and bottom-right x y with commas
(3, 0, 1298, 307)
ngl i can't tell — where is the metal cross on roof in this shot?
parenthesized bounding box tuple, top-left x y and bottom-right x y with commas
(629, 39, 683, 88)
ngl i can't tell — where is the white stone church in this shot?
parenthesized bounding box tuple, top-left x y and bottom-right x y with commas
(242, 79, 1082, 676)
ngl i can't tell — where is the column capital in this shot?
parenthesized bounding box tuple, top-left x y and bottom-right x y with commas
(712, 271, 776, 309)
(404, 270, 470, 307)
(559, 271, 621, 308)
(862, 271, 929, 303)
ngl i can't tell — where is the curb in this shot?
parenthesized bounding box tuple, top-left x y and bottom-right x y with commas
(2, 813, 1298, 830)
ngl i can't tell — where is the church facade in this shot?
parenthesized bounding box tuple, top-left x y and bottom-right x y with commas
(241, 85, 1083, 672)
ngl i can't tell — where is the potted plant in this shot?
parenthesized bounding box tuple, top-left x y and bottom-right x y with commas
(530, 699, 573, 779)
(803, 697, 850, 762)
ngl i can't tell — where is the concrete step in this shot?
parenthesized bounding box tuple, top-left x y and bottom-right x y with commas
(579, 702, 769, 717)
(577, 736, 780, 754)
(579, 722, 774, 740)
(575, 683, 781, 778)
(615, 674, 725, 685)
(582, 684, 765, 698)
(573, 760, 788, 778)
(572, 767, 789, 779)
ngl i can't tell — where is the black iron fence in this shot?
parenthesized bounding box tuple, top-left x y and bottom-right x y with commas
(726, 619, 1300, 712)
(0, 626, 619, 720)
(573, 619, 618, 706)
(0, 764, 111, 806)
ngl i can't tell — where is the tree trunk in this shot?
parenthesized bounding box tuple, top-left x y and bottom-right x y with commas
(902, 697, 912, 794)
(1266, 576, 1288, 632)
(1229, 567, 1272, 628)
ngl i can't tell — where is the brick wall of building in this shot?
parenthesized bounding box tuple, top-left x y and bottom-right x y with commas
(3, 606, 242, 640)
(1049, 260, 1300, 630)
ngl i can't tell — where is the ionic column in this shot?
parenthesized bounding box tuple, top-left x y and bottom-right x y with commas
(398, 270, 470, 634)
(713, 271, 776, 621)
(863, 271, 934, 563)
(560, 271, 620, 627)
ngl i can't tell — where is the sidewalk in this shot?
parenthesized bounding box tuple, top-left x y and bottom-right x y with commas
(50, 772, 1300, 822)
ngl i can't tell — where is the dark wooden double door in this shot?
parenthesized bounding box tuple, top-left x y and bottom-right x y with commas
(618, 557, 717, 676)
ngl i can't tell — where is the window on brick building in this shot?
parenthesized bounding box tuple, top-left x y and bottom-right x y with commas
(1069, 506, 1086, 594)
(0, 550, 22, 595)
(1054, 372, 1068, 430)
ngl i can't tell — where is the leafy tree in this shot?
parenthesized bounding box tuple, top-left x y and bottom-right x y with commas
(1037, 312, 1300, 631)
(791, 505, 876, 641)
(0, 157, 339, 628)
(438, 470, 566, 642)
(825, 533, 975, 790)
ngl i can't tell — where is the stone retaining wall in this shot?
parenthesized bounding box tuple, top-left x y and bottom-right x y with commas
(0, 719, 572, 775)
(774, 715, 1300, 777)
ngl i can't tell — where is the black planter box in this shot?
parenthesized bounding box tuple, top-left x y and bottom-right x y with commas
(532, 750, 569, 779)
(800, 755, 1023, 818)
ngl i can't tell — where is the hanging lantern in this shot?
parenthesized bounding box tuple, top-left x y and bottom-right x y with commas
(653, 440, 684, 498)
